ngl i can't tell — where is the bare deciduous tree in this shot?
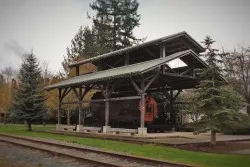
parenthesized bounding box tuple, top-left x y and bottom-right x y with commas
(41, 61, 53, 85)
(1, 66, 15, 82)
(222, 46, 250, 116)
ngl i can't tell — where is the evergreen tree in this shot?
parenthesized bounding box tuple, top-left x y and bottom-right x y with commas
(62, 26, 97, 75)
(191, 36, 246, 145)
(90, 0, 142, 51)
(11, 52, 45, 130)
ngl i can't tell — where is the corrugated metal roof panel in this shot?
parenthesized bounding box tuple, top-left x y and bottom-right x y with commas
(68, 31, 205, 68)
(46, 50, 204, 90)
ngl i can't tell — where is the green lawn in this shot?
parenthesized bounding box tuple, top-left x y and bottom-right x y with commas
(0, 124, 249, 167)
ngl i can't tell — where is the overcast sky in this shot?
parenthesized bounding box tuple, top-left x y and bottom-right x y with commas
(0, 0, 250, 74)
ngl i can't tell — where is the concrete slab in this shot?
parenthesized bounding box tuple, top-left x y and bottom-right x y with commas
(231, 149, 250, 154)
(49, 129, 250, 145)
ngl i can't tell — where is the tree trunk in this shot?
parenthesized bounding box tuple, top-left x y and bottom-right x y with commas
(247, 105, 250, 117)
(24, 120, 27, 127)
(211, 130, 216, 145)
(3, 113, 6, 125)
(27, 122, 32, 131)
(67, 110, 70, 125)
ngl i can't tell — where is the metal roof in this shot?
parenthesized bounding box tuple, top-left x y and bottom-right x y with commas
(68, 31, 205, 68)
(46, 50, 207, 90)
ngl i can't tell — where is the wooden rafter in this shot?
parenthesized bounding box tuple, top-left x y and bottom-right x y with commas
(180, 69, 191, 76)
(61, 96, 141, 105)
(161, 72, 195, 79)
(144, 72, 159, 92)
(130, 77, 141, 94)
(173, 90, 182, 101)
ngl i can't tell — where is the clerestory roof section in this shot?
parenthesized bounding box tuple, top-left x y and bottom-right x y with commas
(46, 50, 207, 91)
(68, 31, 205, 68)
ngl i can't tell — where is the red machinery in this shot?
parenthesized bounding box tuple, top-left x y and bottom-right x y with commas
(139, 96, 158, 122)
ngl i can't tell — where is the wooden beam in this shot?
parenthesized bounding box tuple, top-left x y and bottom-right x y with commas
(113, 57, 124, 67)
(61, 96, 141, 105)
(180, 69, 190, 76)
(144, 72, 159, 92)
(144, 74, 155, 82)
(61, 88, 72, 101)
(80, 85, 93, 100)
(72, 87, 80, 99)
(166, 47, 189, 54)
(161, 72, 195, 79)
(130, 78, 141, 93)
(144, 48, 158, 58)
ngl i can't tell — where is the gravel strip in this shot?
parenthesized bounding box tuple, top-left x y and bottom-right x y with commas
(0, 142, 95, 167)
(0, 136, 162, 167)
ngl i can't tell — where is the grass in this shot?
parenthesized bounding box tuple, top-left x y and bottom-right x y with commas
(0, 124, 250, 167)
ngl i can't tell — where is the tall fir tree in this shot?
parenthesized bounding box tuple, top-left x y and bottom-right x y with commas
(62, 0, 142, 75)
(90, 0, 141, 51)
(62, 26, 97, 76)
(11, 52, 45, 130)
(191, 36, 245, 145)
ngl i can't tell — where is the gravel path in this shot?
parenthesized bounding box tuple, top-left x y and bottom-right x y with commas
(0, 136, 169, 167)
(0, 142, 94, 167)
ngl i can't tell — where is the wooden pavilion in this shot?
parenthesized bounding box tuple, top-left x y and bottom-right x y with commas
(46, 31, 209, 136)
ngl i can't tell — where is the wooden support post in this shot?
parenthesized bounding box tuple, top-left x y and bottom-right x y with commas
(160, 44, 166, 58)
(78, 87, 82, 125)
(169, 89, 175, 130)
(105, 84, 110, 127)
(140, 82, 145, 128)
(138, 79, 147, 136)
(125, 54, 129, 65)
(100, 83, 112, 133)
(160, 43, 166, 74)
(192, 65, 196, 77)
(58, 88, 62, 125)
(76, 66, 79, 76)
(3, 113, 6, 125)
(73, 86, 92, 132)
(130, 74, 159, 136)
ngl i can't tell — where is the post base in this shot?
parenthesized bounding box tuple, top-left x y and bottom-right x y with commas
(102, 126, 111, 133)
(76, 125, 84, 132)
(138, 127, 147, 136)
(56, 124, 61, 130)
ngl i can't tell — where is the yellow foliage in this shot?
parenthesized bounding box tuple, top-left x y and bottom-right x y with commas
(68, 63, 96, 78)
(0, 82, 14, 113)
(45, 62, 97, 118)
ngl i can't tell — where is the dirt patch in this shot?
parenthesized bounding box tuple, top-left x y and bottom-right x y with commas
(176, 141, 250, 154)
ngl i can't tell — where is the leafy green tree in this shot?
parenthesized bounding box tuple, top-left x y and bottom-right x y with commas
(191, 36, 246, 145)
(90, 0, 142, 51)
(11, 52, 46, 130)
